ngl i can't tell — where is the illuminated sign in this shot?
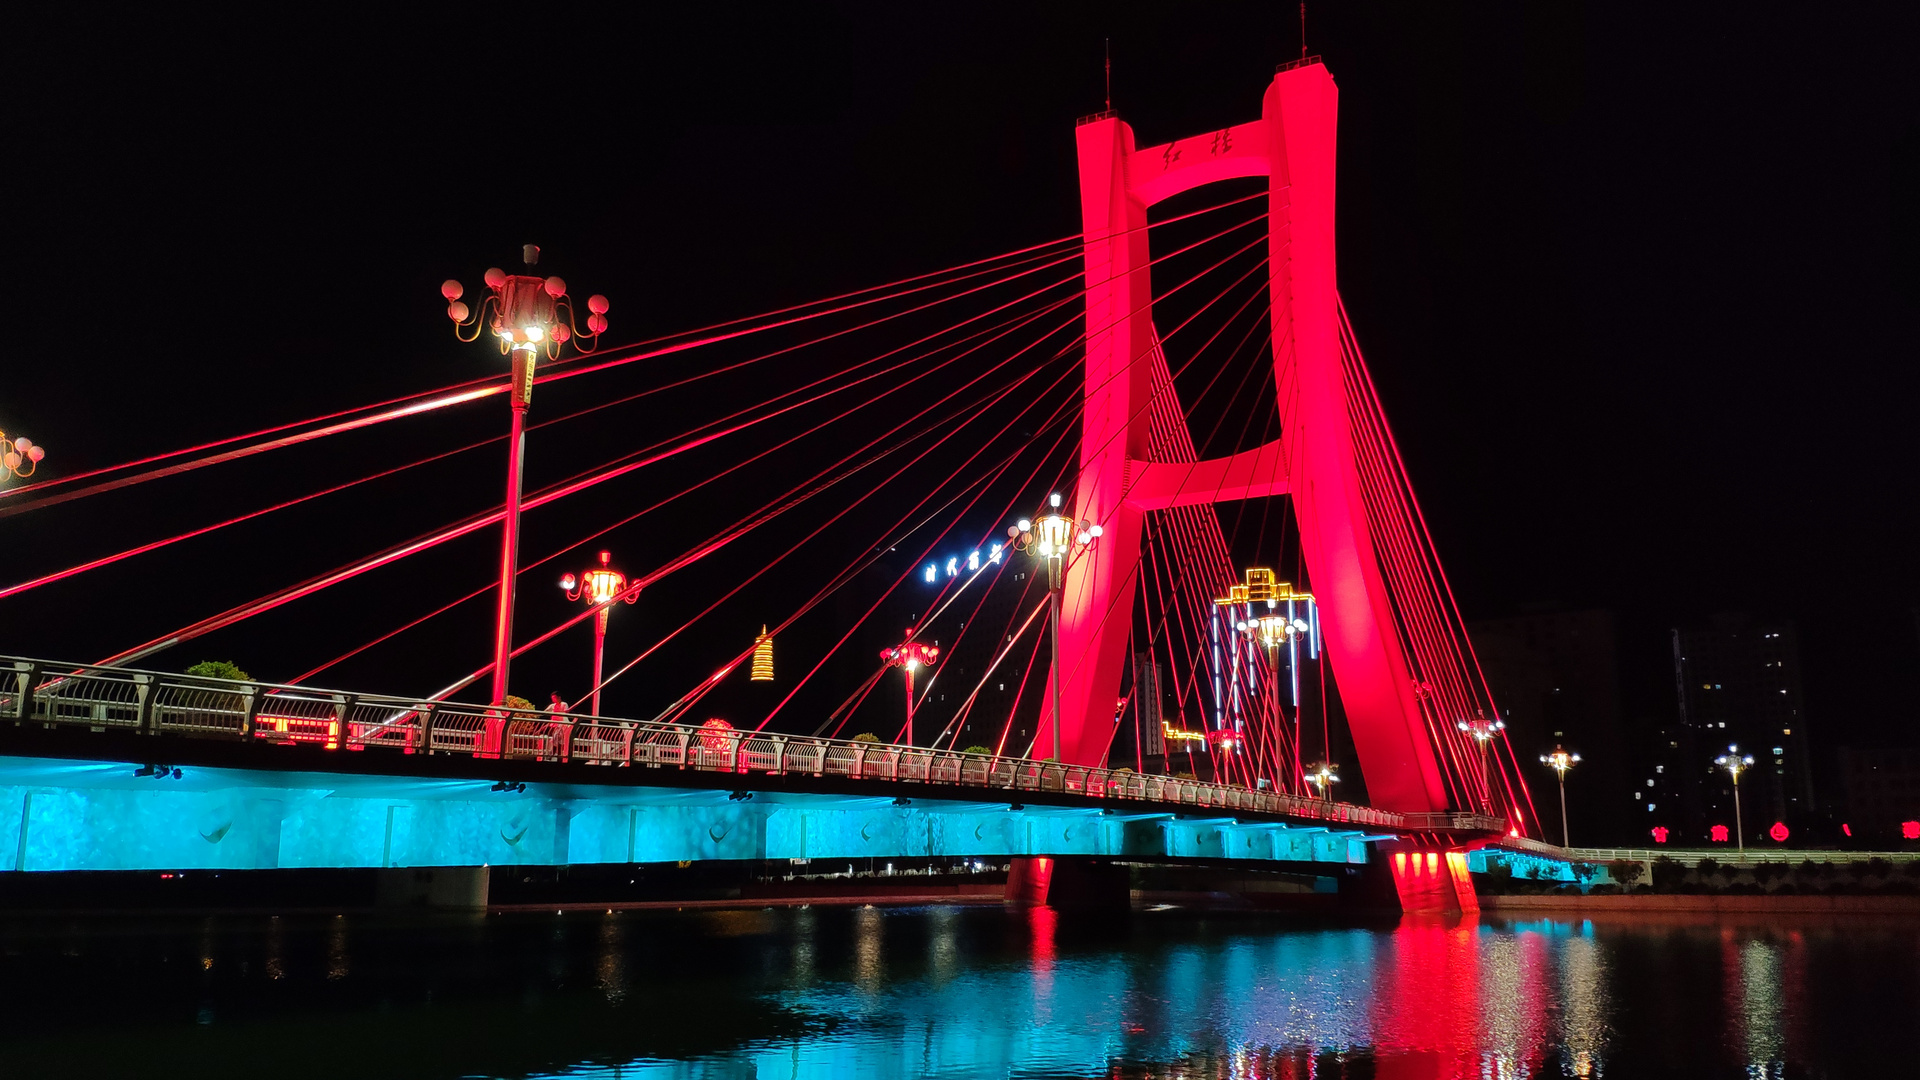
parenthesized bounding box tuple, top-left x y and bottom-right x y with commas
(1768, 821, 1789, 843)
(1651, 826, 1669, 843)
(924, 543, 1002, 583)
(1710, 824, 1729, 843)
(1160, 722, 1208, 744)
(1903, 821, 1920, 840)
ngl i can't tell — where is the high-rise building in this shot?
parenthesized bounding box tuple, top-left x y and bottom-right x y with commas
(1468, 609, 1628, 844)
(1670, 614, 1815, 842)
(1836, 747, 1920, 840)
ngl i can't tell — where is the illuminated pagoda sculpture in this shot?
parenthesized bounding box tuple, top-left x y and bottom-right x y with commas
(750, 626, 775, 682)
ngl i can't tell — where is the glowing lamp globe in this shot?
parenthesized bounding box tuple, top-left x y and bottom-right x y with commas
(1034, 512, 1073, 558)
(698, 717, 736, 752)
(441, 280, 464, 301)
(544, 276, 567, 297)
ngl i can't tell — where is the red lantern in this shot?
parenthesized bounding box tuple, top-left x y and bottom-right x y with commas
(699, 717, 735, 752)
(1710, 824, 1729, 843)
(1902, 821, 1920, 841)
(1651, 826, 1669, 843)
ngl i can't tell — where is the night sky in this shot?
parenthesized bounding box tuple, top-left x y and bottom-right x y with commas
(7, 5, 1920, 769)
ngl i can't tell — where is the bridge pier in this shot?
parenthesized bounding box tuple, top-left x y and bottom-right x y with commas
(1382, 842, 1480, 915)
(1004, 855, 1130, 908)
(374, 866, 489, 911)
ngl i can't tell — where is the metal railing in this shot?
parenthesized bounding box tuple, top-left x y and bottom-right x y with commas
(1568, 847, 1920, 868)
(0, 654, 1501, 836)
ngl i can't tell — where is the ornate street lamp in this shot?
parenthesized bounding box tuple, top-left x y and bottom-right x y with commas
(879, 637, 940, 744)
(1007, 493, 1100, 762)
(444, 245, 609, 707)
(0, 430, 46, 484)
(1305, 760, 1340, 801)
(1715, 744, 1756, 853)
(1540, 745, 1581, 848)
(1457, 713, 1507, 802)
(558, 550, 635, 717)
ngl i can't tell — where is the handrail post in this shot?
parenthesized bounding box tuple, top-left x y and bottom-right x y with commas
(332, 694, 353, 749)
(7, 662, 37, 721)
(132, 673, 155, 733)
(417, 703, 437, 753)
(238, 684, 261, 739)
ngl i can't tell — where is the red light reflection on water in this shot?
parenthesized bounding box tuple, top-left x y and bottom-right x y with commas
(1361, 919, 1558, 1079)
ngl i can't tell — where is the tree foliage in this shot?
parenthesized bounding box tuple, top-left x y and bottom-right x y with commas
(186, 660, 251, 682)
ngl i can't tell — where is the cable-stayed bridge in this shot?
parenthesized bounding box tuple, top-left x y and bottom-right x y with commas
(0, 60, 1543, 913)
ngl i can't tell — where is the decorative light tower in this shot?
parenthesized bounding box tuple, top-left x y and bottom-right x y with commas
(879, 637, 940, 743)
(1305, 760, 1340, 802)
(444, 245, 609, 706)
(558, 550, 634, 716)
(1007, 493, 1100, 761)
(1715, 744, 1756, 853)
(1233, 584, 1309, 792)
(1457, 713, 1507, 804)
(0, 431, 46, 484)
(1540, 745, 1581, 848)
(751, 627, 775, 682)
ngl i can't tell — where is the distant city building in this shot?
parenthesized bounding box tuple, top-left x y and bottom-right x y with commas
(925, 562, 1041, 752)
(1837, 746, 1920, 838)
(1468, 609, 1628, 844)
(1670, 614, 1815, 842)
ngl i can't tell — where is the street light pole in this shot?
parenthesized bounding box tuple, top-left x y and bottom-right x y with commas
(1457, 713, 1507, 811)
(1007, 494, 1099, 762)
(1716, 745, 1755, 854)
(1540, 745, 1580, 848)
(493, 348, 533, 707)
(443, 245, 610, 709)
(880, 639, 939, 744)
(561, 551, 636, 717)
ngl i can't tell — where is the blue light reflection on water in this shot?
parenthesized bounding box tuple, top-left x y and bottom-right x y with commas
(504, 907, 1910, 1080)
(2, 903, 1915, 1078)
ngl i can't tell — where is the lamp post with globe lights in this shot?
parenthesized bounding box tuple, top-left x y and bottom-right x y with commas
(1540, 745, 1580, 847)
(1006, 493, 1100, 762)
(1457, 713, 1507, 804)
(1305, 761, 1339, 802)
(879, 638, 940, 744)
(559, 551, 637, 717)
(0, 431, 46, 484)
(1715, 745, 1756, 853)
(443, 245, 609, 707)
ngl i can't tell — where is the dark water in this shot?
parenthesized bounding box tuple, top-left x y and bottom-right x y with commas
(1, 904, 1914, 1078)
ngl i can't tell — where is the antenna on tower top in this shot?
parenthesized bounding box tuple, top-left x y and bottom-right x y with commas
(1104, 38, 1112, 113)
(1300, 3, 1308, 60)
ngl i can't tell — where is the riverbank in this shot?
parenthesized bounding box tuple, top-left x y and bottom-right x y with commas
(1481, 892, 1920, 914)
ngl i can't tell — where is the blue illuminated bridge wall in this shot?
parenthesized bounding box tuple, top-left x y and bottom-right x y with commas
(0, 753, 1376, 874)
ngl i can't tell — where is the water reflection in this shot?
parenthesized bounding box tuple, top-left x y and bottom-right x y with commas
(0, 907, 1911, 1078)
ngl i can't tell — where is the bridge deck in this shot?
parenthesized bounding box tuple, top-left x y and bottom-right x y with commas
(0, 656, 1504, 874)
